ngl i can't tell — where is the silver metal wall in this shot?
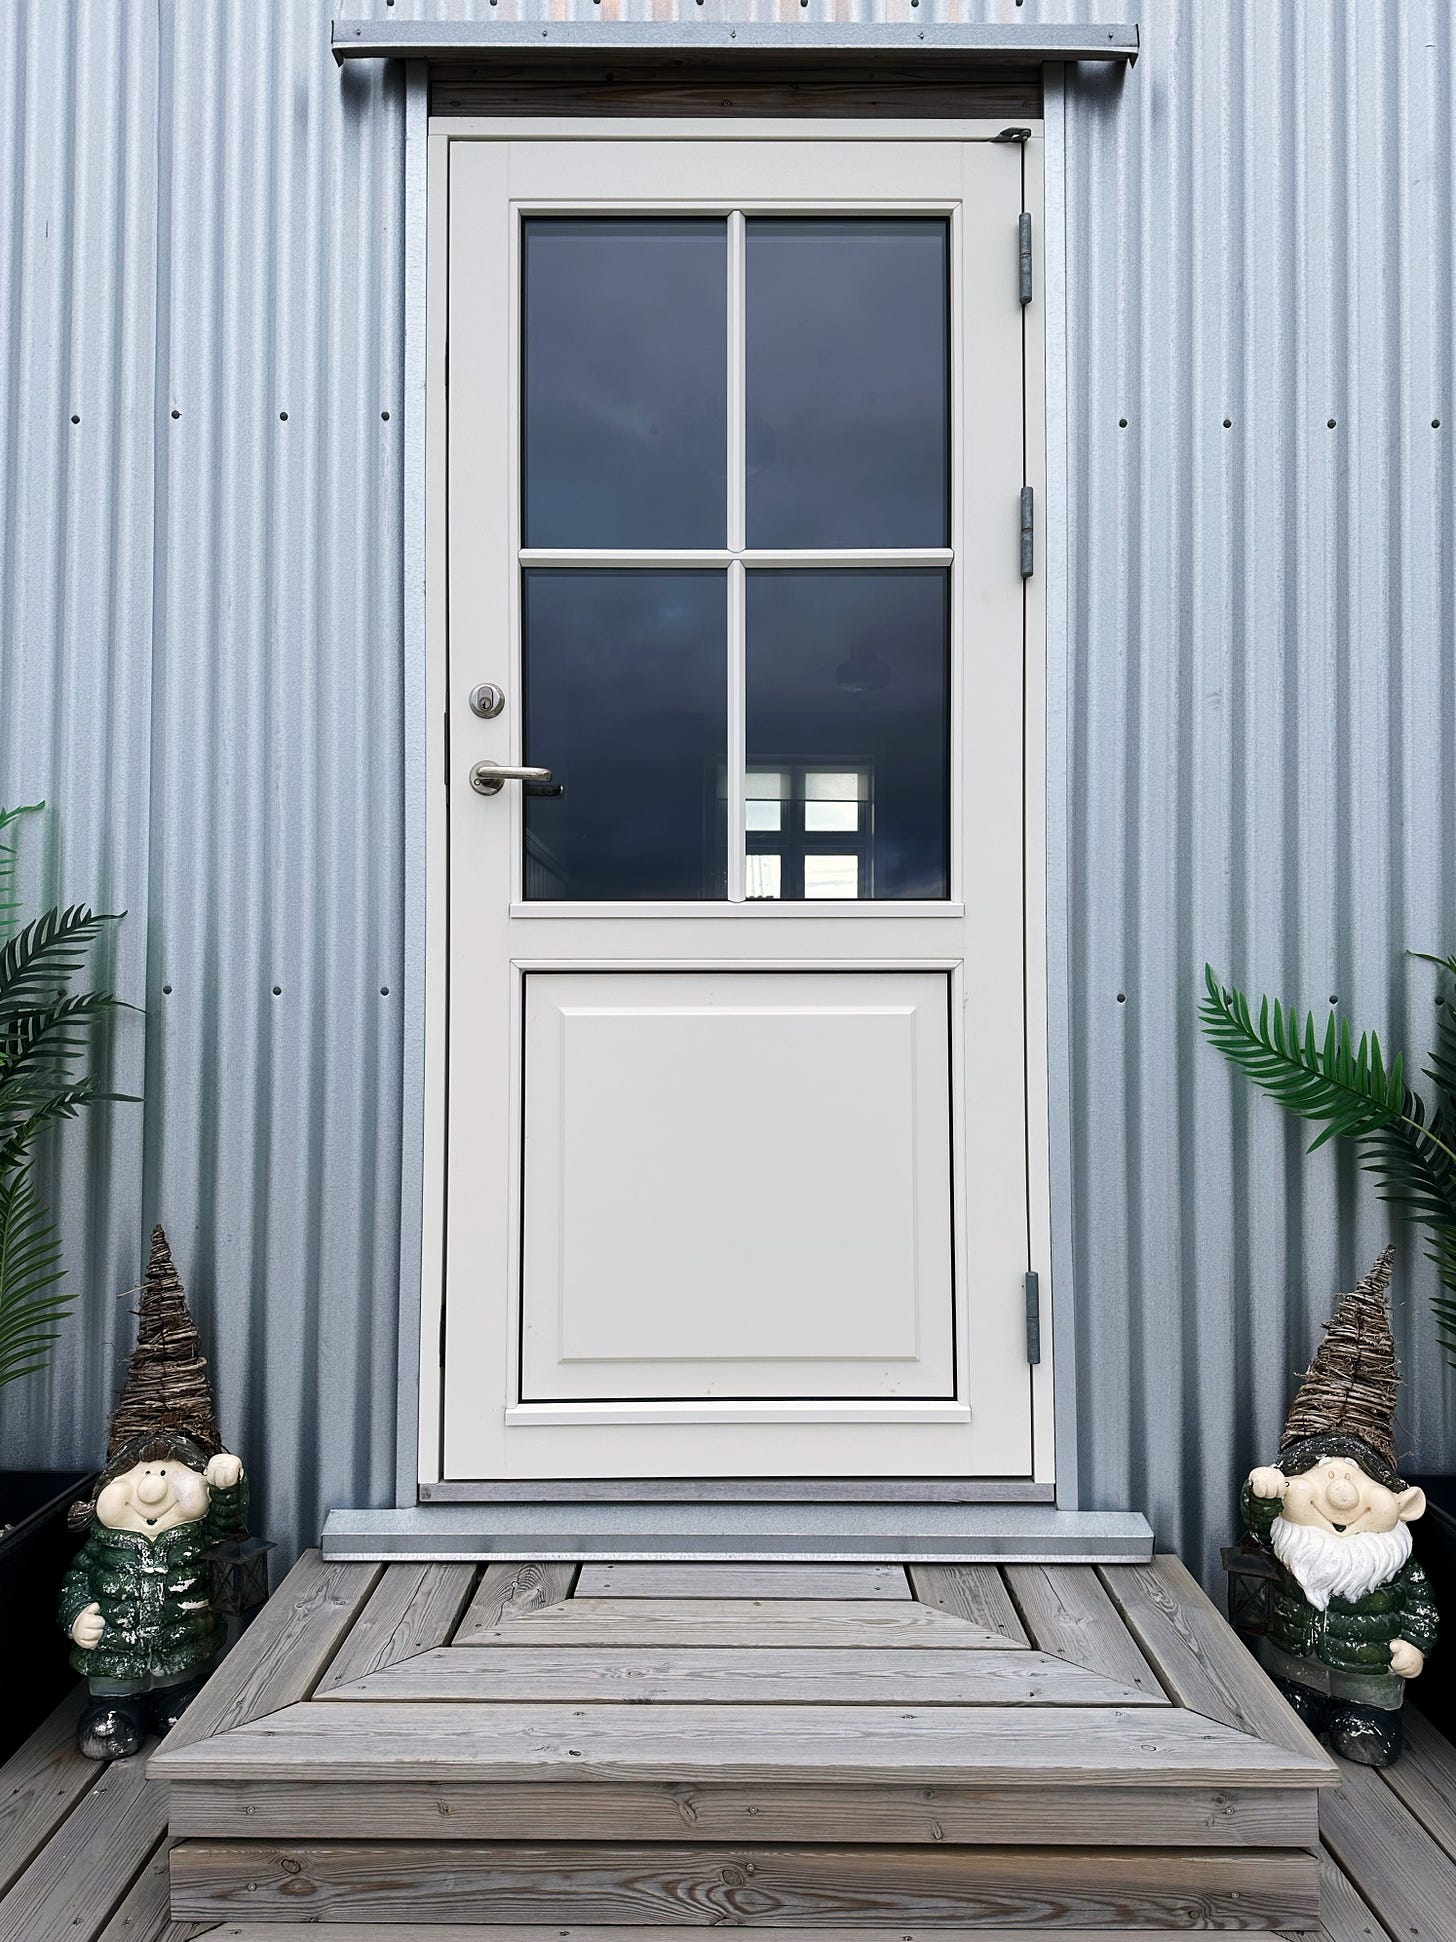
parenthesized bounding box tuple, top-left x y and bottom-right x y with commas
(2, 0, 1453, 1583)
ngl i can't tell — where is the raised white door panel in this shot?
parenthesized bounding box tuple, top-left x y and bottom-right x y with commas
(521, 972, 953, 1401)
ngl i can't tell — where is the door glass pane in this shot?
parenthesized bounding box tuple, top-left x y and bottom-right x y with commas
(523, 571, 727, 899)
(746, 220, 949, 548)
(745, 570, 949, 900)
(523, 219, 727, 548)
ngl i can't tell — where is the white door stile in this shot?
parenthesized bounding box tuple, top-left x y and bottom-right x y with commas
(435, 125, 1047, 1486)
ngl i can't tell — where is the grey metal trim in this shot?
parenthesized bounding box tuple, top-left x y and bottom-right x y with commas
(420, 1478, 1056, 1505)
(395, 59, 430, 1513)
(1040, 67, 1080, 1511)
(1023, 1270, 1042, 1366)
(322, 1501, 1154, 1563)
(333, 21, 1140, 68)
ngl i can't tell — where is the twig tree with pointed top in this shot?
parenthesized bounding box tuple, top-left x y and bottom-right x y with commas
(107, 1225, 220, 1457)
(1280, 1243, 1402, 1469)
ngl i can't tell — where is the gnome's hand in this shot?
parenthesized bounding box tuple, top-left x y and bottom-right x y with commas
(1247, 1466, 1288, 1501)
(71, 1603, 105, 1650)
(1390, 1639, 1425, 1678)
(204, 1453, 243, 1490)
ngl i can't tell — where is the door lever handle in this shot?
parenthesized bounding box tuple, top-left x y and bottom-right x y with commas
(469, 761, 553, 797)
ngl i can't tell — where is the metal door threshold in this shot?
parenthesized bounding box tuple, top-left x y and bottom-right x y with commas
(321, 1501, 1153, 1563)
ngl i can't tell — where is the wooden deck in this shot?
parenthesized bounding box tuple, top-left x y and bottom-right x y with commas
(1, 1554, 1450, 1935)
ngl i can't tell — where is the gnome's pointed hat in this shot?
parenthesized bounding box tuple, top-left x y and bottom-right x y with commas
(1279, 1244, 1402, 1484)
(106, 1225, 222, 1460)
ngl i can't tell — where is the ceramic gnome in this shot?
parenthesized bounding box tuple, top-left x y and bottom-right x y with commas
(58, 1227, 248, 1761)
(1242, 1245, 1437, 1767)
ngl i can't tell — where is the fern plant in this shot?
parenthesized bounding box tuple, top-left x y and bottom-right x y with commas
(1201, 961, 1456, 1369)
(0, 806, 128, 1389)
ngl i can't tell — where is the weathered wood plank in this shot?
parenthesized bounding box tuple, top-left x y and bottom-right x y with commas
(151, 1698, 1334, 1787)
(908, 1566, 1029, 1645)
(169, 1838, 1320, 1929)
(150, 1551, 382, 1757)
(1278, 1847, 1387, 1942)
(94, 1837, 216, 1941)
(1378, 1705, 1456, 1864)
(0, 1686, 92, 1896)
(167, 1777, 1317, 1849)
(148, 1929, 1286, 1942)
(577, 1563, 911, 1601)
(1319, 1747, 1456, 1941)
(0, 1751, 163, 1942)
(1099, 1555, 1338, 1774)
(452, 1561, 577, 1643)
(315, 1562, 476, 1694)
(323, 1644, 1156, 1708)
(430, 59, 1045, 123)
(1004, 1565, 1165, 1697)
(457, 1598, 1012, 1650)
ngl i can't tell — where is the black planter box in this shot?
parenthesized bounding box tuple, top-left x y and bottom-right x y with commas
(1408, 1472, 1456, 1744)
(0, 1469, 92, 1761)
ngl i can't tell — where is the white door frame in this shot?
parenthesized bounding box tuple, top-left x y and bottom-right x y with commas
(409, 114, 1055, 1500)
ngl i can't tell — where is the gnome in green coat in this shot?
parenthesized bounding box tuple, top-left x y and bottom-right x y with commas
(58, 1227, 248, 1760)
(1242, 1246, 1437, 1767)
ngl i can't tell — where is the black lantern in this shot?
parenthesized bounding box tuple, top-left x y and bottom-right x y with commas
(1221, 1538, 1281, 1639)
(205, 1535, 275, 1619)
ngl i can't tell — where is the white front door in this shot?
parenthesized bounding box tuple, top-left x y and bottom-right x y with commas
(434, 126, 1047, 1484)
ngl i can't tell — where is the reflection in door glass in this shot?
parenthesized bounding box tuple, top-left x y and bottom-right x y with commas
(746, 220, 949, 549)
(745, 572, 949, 900)
(523, 219, 727, 548)
(523, 571, 727, 900)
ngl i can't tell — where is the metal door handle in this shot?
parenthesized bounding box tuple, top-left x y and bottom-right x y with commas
(469, 761, 553, 797)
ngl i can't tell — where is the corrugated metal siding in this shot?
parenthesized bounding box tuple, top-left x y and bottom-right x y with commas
(3, 0, 1454, 1582)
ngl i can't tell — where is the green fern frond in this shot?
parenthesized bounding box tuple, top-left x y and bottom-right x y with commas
(0, 804, 42, 945)
(1199, 968, 1417, 1152)
(0, 1168, 71, 1389)
(0, 906, 117, 1018)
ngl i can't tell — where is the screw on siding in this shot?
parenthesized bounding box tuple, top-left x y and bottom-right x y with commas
(162, 984, 172, 996)
(272, 985, 282, 996)
(171, 409, 180, 419)
(70, 414, 80, 424)
(1434, 419, 1442, 429)
(279, 411, 288, 421)
(1327, 419, 1337, 428)
(380, 986, 390, 996)
(381, 410, 390, 420)
(1223, 418, 1232, 428)
(1118, 418, 1128, 428)
(1116, 993, 1126, 1004)
(1329, 995, 1339, 1006)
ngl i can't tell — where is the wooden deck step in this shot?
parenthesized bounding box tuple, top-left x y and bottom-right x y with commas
(152, 1553, 1339, 1932)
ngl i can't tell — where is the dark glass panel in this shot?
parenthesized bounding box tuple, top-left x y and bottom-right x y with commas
(745, 570, 949, 900)
(522, 219, 727, 548)
(523, 571, 727, 900)
(746, 219, 949, 548)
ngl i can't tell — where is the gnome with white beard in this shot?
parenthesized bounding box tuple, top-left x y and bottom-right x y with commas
(1242, 1245, 1437, 1767)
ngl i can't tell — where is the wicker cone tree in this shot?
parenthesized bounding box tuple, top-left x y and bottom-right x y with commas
(1279, 1243, 1401, 1469)
(106, 1225, 221, 1458)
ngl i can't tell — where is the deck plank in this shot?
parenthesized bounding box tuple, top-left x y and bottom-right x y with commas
(167, 1776, 1317, 1848)
(1005, 1564, 1166, 1696)
(1319, 1747, 1456, 1940)
(150, 1551, 382, 1756)
(321, 1643, 1162, 1707)
(171, 1930, 1297, 1942)
(1278, 1847, 1389, 1941)
(455, 1598, 1013, 1649)
(0, 1750, 164, 1942)
(95, 1837, 216, 1941)
(169, 1838, 1319, 1929)
(0, 1686, 91, 1896)
(1377, 1706, 1456, 1864)
(453, 1561, 577, 1643)
(1099, 1555, 1337, 1771)
(150, 1697, 1332, 1786)
(577, 1563, 910, 1600)
(908, 1565, 1029, 1644)
(315, 1562, 477, 1693)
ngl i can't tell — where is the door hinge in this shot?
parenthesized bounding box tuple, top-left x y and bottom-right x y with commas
(1019, 486, 1034, 579)
(1024, 1270, 1042, 1365)
(1018, 211, 1033, 306)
